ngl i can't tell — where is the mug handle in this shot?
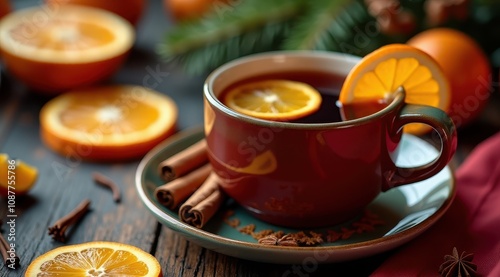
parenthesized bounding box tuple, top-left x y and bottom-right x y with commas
(384, 104, 457, 190)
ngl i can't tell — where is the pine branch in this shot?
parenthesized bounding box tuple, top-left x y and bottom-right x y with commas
(164, 21, 293, 75)
(157, 0, 305, 74)
(474, 0, 500, 5)
(158, 0, 440, 75)
(283, 0, 375, 56)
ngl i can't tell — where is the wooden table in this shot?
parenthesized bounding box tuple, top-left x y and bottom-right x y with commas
(1, 0, 499, 276)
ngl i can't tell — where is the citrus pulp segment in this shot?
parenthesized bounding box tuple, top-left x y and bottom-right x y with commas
(0, 5, 135, 93)
(0, 154, 39, 196)
(223, 80, 322, 121)
(40, 86, 178, 161)
(339, 44, 450, 134)
(25, 241, 162, 277)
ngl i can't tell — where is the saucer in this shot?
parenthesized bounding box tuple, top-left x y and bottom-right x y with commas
(136, 127, 455, 264)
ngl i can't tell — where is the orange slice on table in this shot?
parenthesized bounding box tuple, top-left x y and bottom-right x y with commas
(0, 5, 134, 93)
(339, 44, 450, 135)
(40, 85, 178, 161)
(223, 80, 322, 121)
(25, 241, 162, 277)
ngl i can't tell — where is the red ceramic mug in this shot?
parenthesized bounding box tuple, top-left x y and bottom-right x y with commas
(203, 51, 457, 228)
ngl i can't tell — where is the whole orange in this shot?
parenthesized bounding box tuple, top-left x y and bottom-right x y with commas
(165, 0, 227, 22)
(45, 0, 147, 26)
(0, 0, 10, 19)
(407, 28, 492, 128)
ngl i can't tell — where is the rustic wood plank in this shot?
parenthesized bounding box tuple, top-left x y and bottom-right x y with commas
(0, 71, 22, 149)
(155, 226, 259, 277)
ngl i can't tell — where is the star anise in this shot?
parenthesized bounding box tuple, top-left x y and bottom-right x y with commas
(439, 247, 477, 277)
(257, 234, 299, 247)
(258, 235, 278, 245)
(277, 234, 299, 247)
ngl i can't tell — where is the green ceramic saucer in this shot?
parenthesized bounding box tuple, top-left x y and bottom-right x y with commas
(135, 126, 455, 264)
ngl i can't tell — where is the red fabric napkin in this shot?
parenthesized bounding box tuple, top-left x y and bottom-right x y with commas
(372, 131, 500, 276)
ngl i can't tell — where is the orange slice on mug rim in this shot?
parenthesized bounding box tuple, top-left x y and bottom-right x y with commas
(25, 241, 162, 277)
(223, 80, 322, 121)
(339, 44, 451, 135)
(40, 85, 178, 161)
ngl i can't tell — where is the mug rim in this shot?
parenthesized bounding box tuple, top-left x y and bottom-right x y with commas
(204, 50, 404, 130)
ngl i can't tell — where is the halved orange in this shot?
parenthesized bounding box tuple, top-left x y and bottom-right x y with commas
(45, 0, 147, 26)
(0, 5, 134, 93)
(40, 85, 178, 161)
(339, 44, 450, 134)
(0, 153, 38, 197)
(223, 80, 322, 121)
(25, 241, 162, 277)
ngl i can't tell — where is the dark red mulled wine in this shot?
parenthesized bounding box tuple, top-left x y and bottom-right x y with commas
(221, 70, 390, 123)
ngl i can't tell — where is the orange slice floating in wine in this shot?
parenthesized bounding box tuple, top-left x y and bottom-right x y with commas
(223, 80, 322, 121)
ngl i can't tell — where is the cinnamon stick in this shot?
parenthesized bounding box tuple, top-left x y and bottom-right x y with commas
(0, 232, 20, 268)
(154, 163, 212, 209)
(158, 139, 208, 181)
(179, 173, 225, 228)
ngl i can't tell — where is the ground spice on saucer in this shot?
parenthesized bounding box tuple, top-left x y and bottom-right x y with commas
(223, 210, 240, 228)
(238, 224, 256, 235)
(326, 210, 385, 242)
(252, 229, 274, 240)
(225, 218, 240, 228)
(225, 209, 385, 247)
(326, 230, 343, 243)
(288, 231, 324, 246)
(272, 230, 285, 239)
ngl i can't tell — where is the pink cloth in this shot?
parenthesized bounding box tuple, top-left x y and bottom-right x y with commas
(372, 131, 500, 276)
